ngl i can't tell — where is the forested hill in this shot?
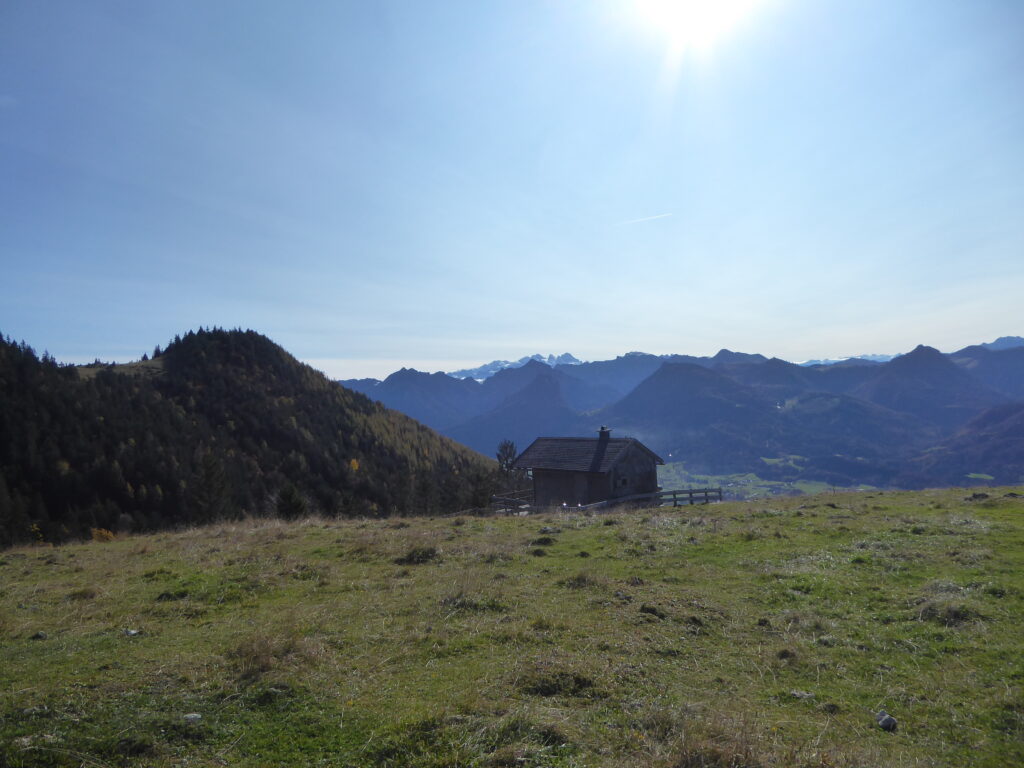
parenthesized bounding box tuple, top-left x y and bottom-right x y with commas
(0, 329, 497, 546)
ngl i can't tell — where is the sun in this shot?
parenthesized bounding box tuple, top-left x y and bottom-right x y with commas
(632, 0, 765, 55)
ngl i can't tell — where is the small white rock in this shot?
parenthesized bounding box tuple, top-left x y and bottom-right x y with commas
(183, 713, 202, 724)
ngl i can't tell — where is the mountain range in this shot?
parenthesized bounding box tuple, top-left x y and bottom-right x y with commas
(342, 338, 1024, 489)
(439, 337, 1024, 379)
(447, 353, 582, 380)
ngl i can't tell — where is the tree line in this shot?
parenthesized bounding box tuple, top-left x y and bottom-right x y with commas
(0, 329, 499, 546)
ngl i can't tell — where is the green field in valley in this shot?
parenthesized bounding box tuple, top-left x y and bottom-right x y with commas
(657, 461, 857, 500)
(2, 487, 1023, 767)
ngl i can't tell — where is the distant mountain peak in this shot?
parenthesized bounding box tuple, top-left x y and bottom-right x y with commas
(982, 336, 1024, 351)
(897, 344, 946, 362)
(384, 367, 426, 382)
(884, 345, 958, 375)
(797, 353, 895, 367)
(448, 353, 582, 380)
(711, 349, 768, 365)
(518, 359, 553, 371)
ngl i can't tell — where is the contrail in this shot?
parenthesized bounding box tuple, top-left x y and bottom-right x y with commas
(619, 213, 673, 225)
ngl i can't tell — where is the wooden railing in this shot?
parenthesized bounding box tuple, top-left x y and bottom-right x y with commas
(490, 487, 534, 512)
(659, 487, 723, 507)
(579, 487, 723, 510)
(492, 487, 722, 513)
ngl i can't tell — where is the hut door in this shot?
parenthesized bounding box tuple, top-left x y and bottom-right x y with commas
(573, 473, 588, 506)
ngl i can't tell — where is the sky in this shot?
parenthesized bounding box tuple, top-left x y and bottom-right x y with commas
(2, 0, 1022, 379)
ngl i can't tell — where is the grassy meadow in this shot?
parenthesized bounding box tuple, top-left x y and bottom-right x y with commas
(657, 462, 862, 500)
(2, 487, 1023, 767)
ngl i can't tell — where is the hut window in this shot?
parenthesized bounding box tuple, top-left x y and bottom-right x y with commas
(621, 478, 628, 487)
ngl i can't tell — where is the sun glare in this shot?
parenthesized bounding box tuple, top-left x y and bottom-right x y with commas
(633, 0, 765, 55)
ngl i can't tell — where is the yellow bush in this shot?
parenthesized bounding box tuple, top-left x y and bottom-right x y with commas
(90, 527, 116, 543)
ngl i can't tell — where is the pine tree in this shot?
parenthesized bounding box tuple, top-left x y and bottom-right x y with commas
(276, 484, 307, 520)
(0, 475, 21, 546)
(496, 439, 518, 477)
(190, 450, 233, 522)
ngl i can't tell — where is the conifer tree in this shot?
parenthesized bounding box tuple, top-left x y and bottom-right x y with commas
(276, 483, 307, 520)
(496, 439, 517, 477)
(190, 450, 233, 522)
(0, 475, 20, 546)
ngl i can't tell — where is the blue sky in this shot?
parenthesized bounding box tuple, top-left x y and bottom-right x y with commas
(2, 0, 1022, 379)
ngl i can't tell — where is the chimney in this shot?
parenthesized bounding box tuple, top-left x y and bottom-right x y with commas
(598, 426, 611, 440)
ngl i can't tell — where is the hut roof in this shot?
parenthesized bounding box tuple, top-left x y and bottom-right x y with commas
(513, 436, 664, 474)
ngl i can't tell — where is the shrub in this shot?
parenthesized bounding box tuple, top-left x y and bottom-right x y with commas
(91, 527, 116, 542)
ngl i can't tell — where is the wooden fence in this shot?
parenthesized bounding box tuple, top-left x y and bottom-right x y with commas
(491, 487, 722, 513)
(577, 487, 723, 511)
(490, 487, 534, 513)
(659, 487, 723, 507)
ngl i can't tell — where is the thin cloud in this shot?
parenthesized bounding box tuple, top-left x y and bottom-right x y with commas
(618, 213, 673, 225)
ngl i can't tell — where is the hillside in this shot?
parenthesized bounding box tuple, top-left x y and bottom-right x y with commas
(344, 368, 484, 431)
(2, 487, 1022, 767)
(899, 403, 1024, 487)
(592, 362, 773, 471)
(0, 330, 496, 546)
(446, 368, 582, 454)
(850, 345, 1006, 430)
(947, 345, 1024, 400)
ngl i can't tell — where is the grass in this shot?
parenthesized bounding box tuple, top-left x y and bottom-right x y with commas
(2, 487, 1023, 766)
(75, 357, 165, 380)
(658, 462, 864, 500)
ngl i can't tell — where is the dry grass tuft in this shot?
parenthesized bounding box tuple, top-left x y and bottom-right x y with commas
(394, 545, 440, 565)
(559, 571, 600, 589)
(917, 598, 983, 626)
(225, 614, 323, 683)
(518, 662, 599, 698)
(669, 742, 766, 768)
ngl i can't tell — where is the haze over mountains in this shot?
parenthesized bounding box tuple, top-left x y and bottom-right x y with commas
(343, 337, 1024, 489)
